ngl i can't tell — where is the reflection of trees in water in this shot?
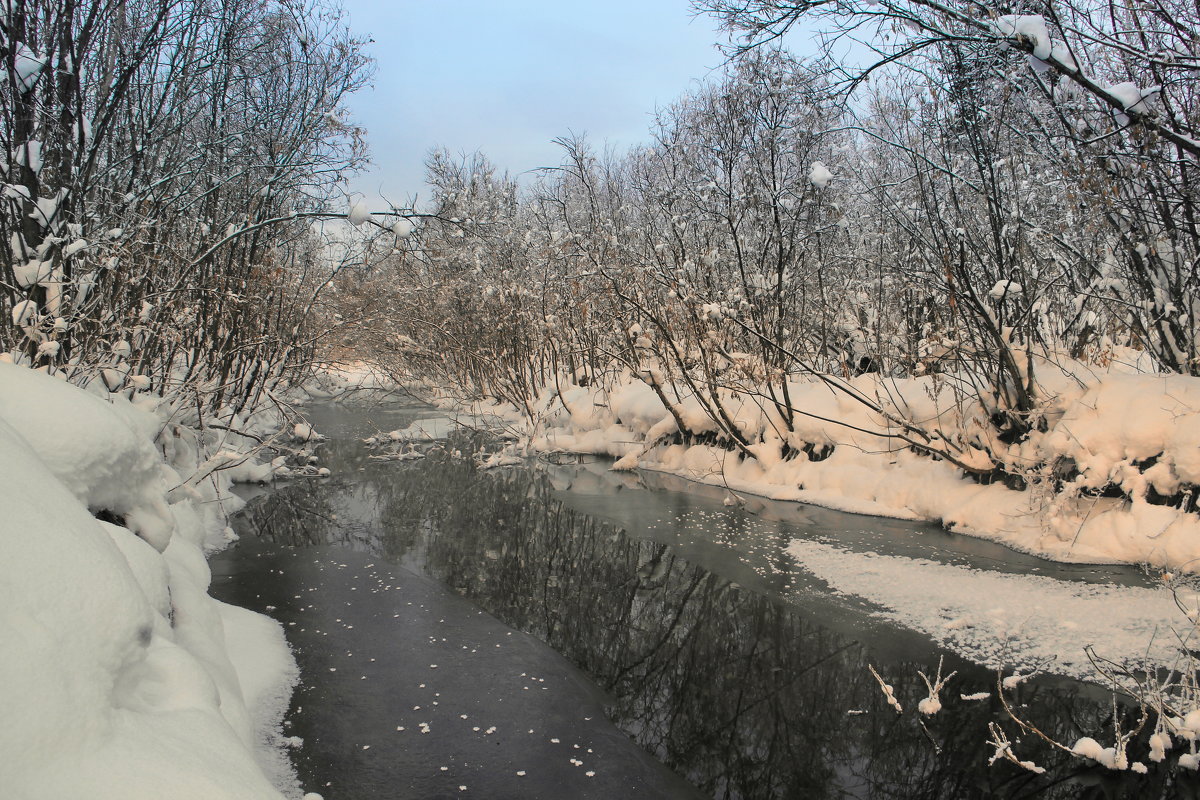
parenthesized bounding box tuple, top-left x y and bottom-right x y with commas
(238, 449, 1181, 799)
(235, 480, 340, 547)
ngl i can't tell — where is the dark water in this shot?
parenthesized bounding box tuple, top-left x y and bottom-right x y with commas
(212, 403, 1191, 799)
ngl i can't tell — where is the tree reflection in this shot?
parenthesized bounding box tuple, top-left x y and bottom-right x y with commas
(237, 447, 1185, 799)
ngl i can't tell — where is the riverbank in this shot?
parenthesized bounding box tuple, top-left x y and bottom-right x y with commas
(0, 362, 303, 798)
(386, 365, 1200, 574)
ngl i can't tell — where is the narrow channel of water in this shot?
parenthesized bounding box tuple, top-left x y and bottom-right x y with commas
(212, 401, 1182, 799)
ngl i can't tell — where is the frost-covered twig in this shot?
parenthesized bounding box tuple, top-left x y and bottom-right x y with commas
(868, 664, 903, 715)
(917, 655, 957, 715)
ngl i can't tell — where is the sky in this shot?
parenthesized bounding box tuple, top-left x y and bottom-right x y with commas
(337, 1, 731, 209)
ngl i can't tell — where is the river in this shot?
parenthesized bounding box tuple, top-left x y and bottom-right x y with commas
(210, 400, 1178, 799)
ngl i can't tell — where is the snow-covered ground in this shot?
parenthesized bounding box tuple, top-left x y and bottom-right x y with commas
(0, 362, 301, 799)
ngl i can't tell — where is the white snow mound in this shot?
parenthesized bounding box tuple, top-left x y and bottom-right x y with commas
(0, 362, 298, 798)
(0, 362, 175, 550)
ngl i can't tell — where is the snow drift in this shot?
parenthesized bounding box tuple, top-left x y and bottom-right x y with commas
(0, 362, 298, 799)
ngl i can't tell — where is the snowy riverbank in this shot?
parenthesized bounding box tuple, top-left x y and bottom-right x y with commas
(400, 363, 1200, 574)
(0, 362, 301, 798)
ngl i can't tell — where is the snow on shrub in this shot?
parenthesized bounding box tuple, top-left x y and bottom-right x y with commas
(1041, 373, 1200, 497)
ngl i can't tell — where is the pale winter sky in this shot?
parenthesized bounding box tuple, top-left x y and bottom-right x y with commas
(337, 0, 731, 209)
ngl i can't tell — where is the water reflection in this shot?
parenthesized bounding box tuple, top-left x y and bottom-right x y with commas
(238, 439, 1183, 799)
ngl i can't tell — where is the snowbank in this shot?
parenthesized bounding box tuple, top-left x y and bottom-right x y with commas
(518, 367, 1200, 572)
(0, 362, 298, 798)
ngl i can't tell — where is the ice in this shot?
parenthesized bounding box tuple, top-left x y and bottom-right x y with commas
(784, 537, 1182, 680)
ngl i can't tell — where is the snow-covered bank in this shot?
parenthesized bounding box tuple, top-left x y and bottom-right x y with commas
(443, 365, 1200, 573)
(0, 362, 300, 799)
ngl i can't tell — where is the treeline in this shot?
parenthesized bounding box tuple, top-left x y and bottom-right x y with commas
(347, 0, 1199, 482)
(1, 0, 371, 413)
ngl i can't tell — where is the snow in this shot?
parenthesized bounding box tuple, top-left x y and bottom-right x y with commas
(1072, 737, 1121, 769)
(299, 360, 404, 401)
(0, 362, 175, 550)
(1150, 732, 1172, 762)
(347, 200, 371, 226)
(13, 258, 51, 288)
(63, 237, 89, 257)
(992, 15, 1052, 60)
(808, 161, 833, 189)
(784, 537, 1182, 680)
(292, 422, 324, 442)
(917, 696, 941, 715)
(11, 298, 37, 326)
(510, 366, 1200, 573)
(384, 415, 459, 443)
(1043, 374, 1200, 490)
(989, 279, 1022, 300)
(15, 139, 43, 174)
(392, 217, 415, 238)
(0, 361, 298, 798)
(13, 43, 46, 92)
(1108, 81, 1157, 114)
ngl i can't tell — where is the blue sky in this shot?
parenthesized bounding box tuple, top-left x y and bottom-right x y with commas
(338, 1, 729, 208)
